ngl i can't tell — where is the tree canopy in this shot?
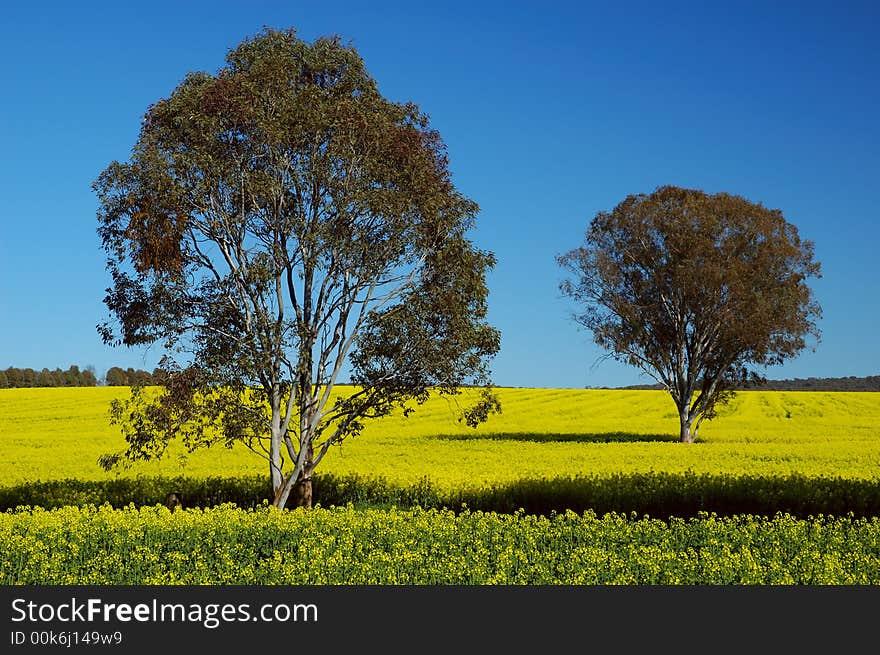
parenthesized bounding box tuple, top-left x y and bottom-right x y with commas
(0, 366, 99, 388)
(94, 27, 500, 507)
(559, 185, 822, 442)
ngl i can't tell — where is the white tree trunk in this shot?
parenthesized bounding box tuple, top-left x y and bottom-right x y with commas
(679, 405, 695, 443)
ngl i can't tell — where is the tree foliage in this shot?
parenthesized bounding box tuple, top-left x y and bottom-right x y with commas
(94, 28, 500, 507)
(0, 366, 99, 388)
(104, 366, 155, 386)
(559, 185, 821, 442)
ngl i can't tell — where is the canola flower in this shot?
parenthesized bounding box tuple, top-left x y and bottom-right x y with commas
(2, 504, 879, 585)
(3, 388, 879, 586)
(2, 387, 880, 489)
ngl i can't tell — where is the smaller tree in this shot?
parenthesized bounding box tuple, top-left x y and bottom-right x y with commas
(94, 27, 500, 508)
(130, 369, 154, 386)
(559, 185, 822, 442)
(63, 365, 82, 387)
(105, 367, 128, 386)
(20, 369, 35, 388)
(81, 368, 99, 387)
(38, 369, 59, 387)
(4, 368, 22, 388)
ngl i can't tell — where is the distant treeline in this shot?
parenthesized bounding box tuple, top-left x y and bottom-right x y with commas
(619, 375, 880, 392)
(4, 367, 879, 391)
(0, 366, 159, 388)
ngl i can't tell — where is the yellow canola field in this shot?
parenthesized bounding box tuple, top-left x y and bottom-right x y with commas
(1, 387, 879, 489)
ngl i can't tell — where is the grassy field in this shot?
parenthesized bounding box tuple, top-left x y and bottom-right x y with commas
(2, 386, 879, 490)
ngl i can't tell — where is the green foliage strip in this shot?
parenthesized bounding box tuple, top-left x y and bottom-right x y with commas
(3, 472, 880, 520)
(3, 504, 879, 585)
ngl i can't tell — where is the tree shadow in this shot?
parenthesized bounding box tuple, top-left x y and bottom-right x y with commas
(431, 431, 681, 444)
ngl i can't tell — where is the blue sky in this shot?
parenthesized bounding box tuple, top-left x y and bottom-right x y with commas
(0, 0, 877, 388)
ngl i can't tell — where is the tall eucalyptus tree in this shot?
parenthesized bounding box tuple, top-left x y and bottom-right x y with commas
(95, 28, 500, 507)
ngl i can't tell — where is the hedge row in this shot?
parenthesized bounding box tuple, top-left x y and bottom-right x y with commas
(3, 471, 880, 518)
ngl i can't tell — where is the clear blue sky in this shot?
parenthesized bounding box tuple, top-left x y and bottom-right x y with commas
(0, 0, 877, 388)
